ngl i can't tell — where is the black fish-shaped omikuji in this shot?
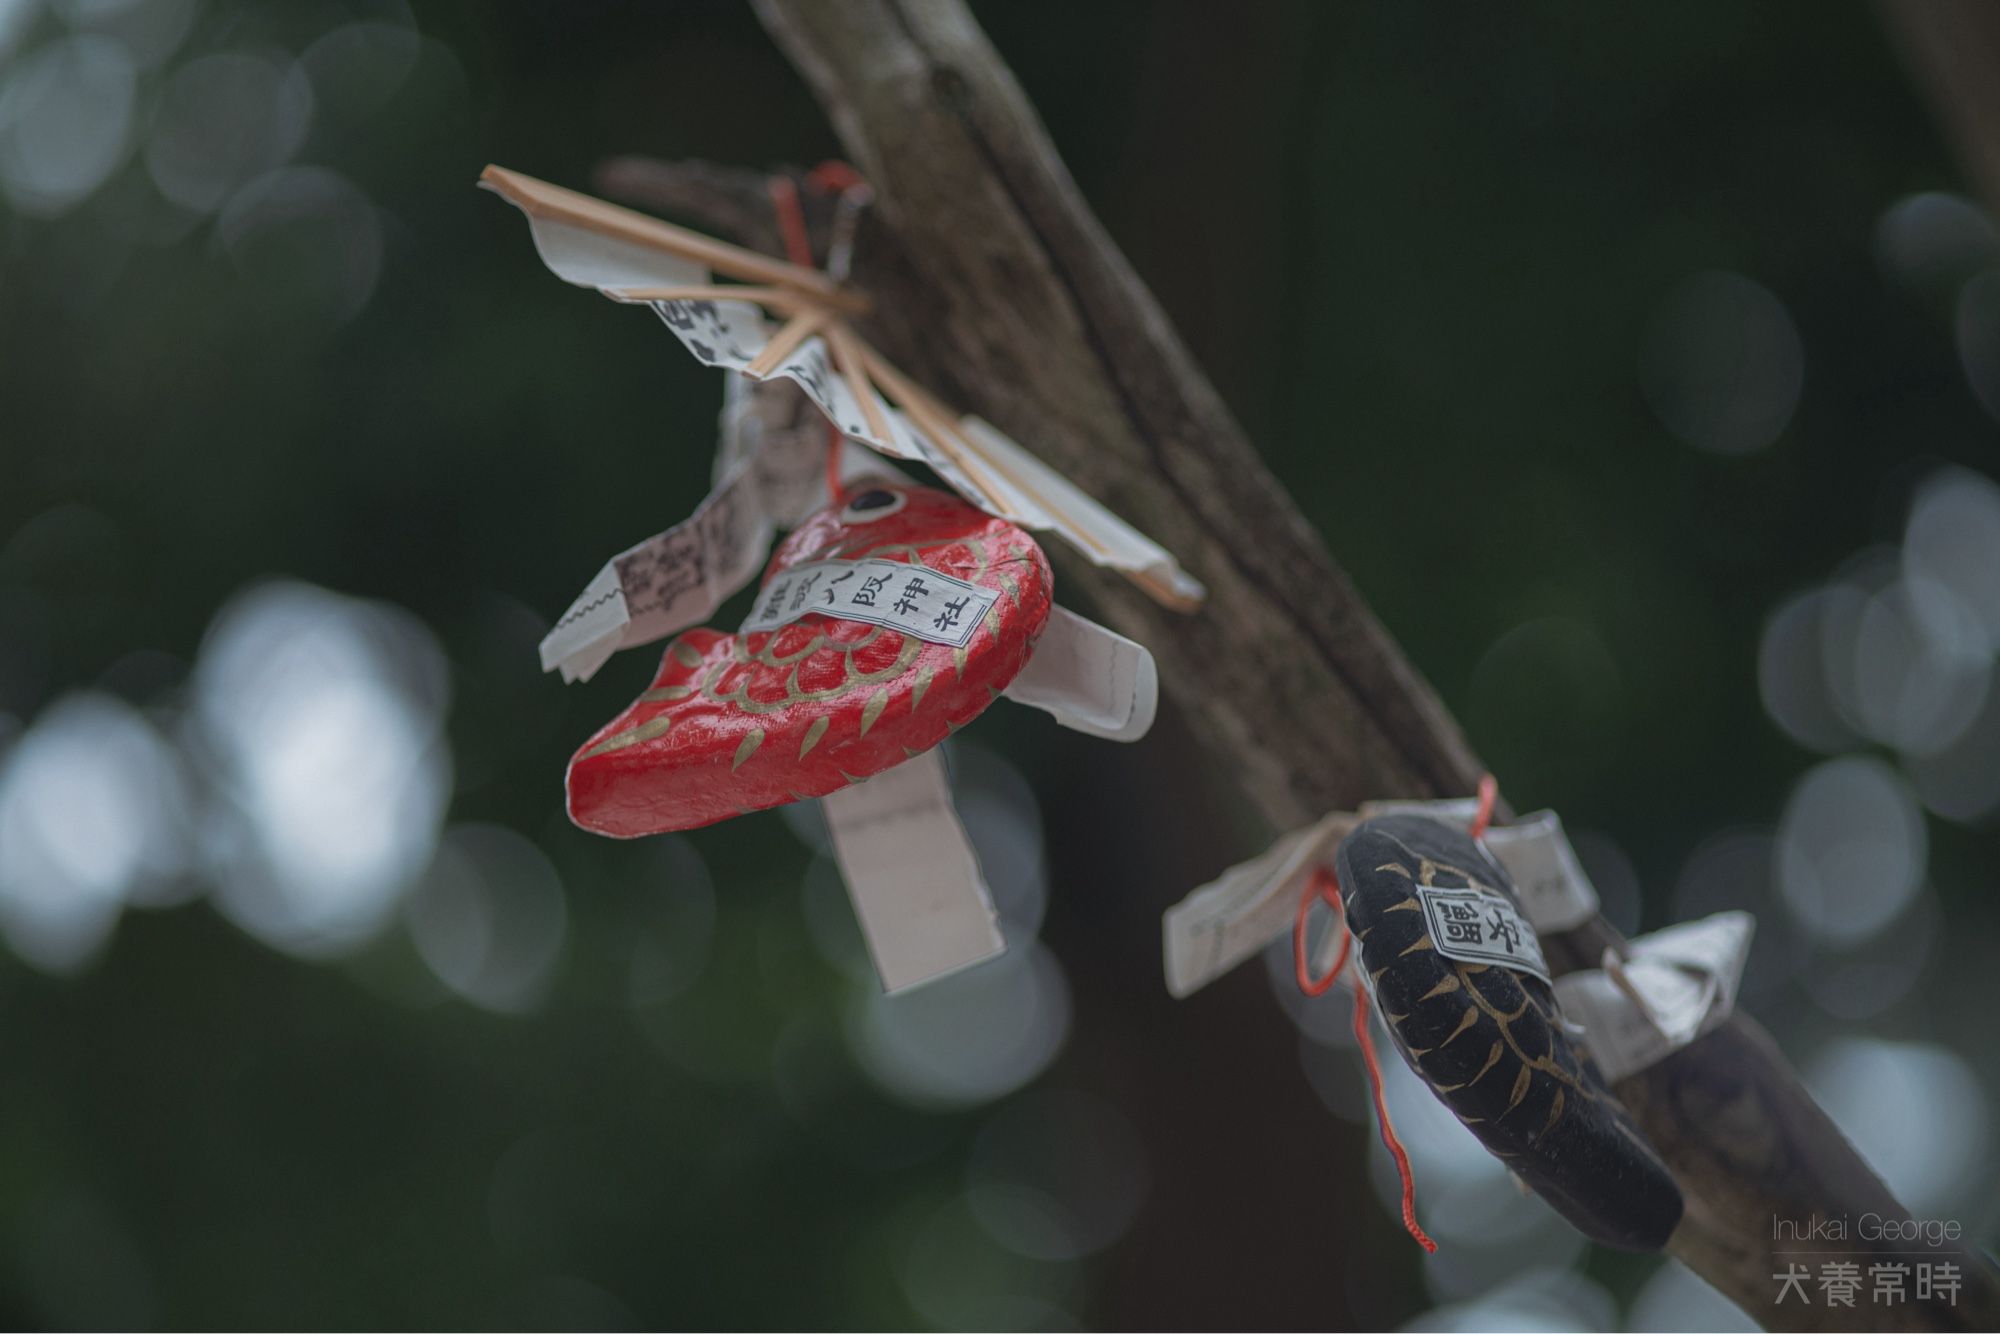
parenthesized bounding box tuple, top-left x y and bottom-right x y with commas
(1336, 814, 1684, 1251)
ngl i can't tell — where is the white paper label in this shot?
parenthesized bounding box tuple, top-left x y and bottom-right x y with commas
(715, 373, 881, 527)
(1359, 796, 1483, 824)
(1161, 809, 1358, 998)
(823, 749, 1005, 993)
(487, 178, 1203, 607)
(1416, 885, 1551, 983)
(1553, 910, 1753, 1082)
(539, 422, 799, 682)
(740, 558, 997, 648)
(1482, 811, 1601, 933)
(514, 204, 708, 293)
(1001, 606, 1157, 742)
(651, 302, 986, 493)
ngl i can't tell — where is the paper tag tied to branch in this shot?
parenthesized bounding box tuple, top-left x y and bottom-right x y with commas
(1552, 911, 1754, 1082)
(741, 557, 998, 648)
(1416, 885, 1552, 984)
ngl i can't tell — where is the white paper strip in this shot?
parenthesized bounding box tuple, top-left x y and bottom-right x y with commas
(714, 373, 881, 526)
(647, 308, 1205, 608)
(957, 418, 1207, 608)
(1002, 607, 1157, 742)
(823, 749, 1005, 993)
(538, 412, 805, 683)
(1478, 811, 1601, 933)
(653, 303, 1005, 512)
(540, 372, 912, 683)
(512, 204, 710, 294)
(485, 182, 1202, 607)
(539, 562, 627, 684)
(1552, 911, 1754, 1082)
(1161, 809, 1358, 998)
(1358, 795, 1484, 823)
(740, 557, 997, 648)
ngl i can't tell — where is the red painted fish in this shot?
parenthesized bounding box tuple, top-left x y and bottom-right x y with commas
(567, 480, 1054, 836)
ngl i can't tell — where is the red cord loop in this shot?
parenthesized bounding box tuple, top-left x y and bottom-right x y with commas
(1469, 772, 1498, 841)
(765, 175, 814, 268)
(1291, 862, 1436, 1251)
(765, 172, 852, 506)
(1289, 775, 1496, 1254)
(1293, 866, 1350, 997)
(805, 160, 867, 195)
(1352, 981, 1439, 1252)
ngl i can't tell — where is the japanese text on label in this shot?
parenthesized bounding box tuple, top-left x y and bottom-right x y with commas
(1416, 885, 1551, 983)
(741, 558, 997, 649)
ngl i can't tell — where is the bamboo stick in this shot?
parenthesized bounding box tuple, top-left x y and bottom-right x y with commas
(481, 165, 869, 315)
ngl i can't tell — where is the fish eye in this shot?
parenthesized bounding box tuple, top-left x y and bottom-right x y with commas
(839, 488, 907, 523)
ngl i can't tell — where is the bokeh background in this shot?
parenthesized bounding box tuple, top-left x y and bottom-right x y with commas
(2, 0, 1998, 1328)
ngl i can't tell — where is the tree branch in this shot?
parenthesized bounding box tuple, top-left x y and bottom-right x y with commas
(619, 1, 1997, 1324)
(1877, 0, 2000, 218)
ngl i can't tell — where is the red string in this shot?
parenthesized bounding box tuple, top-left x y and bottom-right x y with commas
(1293, 866, 1350, 996)
(1292, 863, 1435, 1251)
(765, 173, 848, 505)
(1290, 776, 1496, 1253)
(1352, 979, 1438, 1252)
(805, 160, 867, 195)
(765, 175, 814, 268)
(1469, 772, 1498, 841)
(822, 431, 849, 506)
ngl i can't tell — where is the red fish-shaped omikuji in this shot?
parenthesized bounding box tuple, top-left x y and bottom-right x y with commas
(567, 481, 1054, 836)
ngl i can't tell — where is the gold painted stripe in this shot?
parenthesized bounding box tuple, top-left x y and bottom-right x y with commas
(579, 713, 672, 759)
(1505, 1064, 1532, 1114)
(1439, 1007, 1479, 1048)
(1538, 1089, 1565, 1140)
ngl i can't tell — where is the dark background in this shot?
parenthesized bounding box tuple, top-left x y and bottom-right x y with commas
(1, 0, 1995, 1328)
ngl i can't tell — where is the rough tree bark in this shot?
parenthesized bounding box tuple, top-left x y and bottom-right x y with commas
(609, 2, 2000, 1327)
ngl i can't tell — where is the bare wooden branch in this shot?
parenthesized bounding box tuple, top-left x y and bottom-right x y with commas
(614, 1, 1998, 1324)
(1878, 0, 2000, 218)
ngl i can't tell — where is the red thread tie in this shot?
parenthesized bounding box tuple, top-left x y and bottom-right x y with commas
(806, 160, 867, 195)
(1291, 775, 1495, 1254)
(766, 175, 815, 269)
(1293, 863, 1437, 1252)
(1294, 866, 1350, 997)
(1351, 978, 1437, 1252)
(1470, 772, 1498, 841)
(765, 172, 849, 505)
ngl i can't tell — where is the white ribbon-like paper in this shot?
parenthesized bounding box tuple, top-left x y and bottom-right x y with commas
(1003, 607, 1157, 742)
(1553, 911, 1755, 1082)
(536, 377, 839, 683)
(486, 173, 1203, 607)
(823, 748, 1005, 994)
